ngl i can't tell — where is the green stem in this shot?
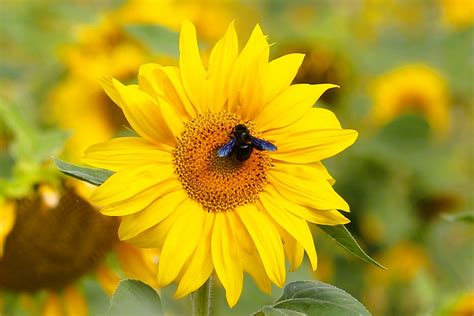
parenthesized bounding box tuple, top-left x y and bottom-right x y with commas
(191, 276, 213, 316)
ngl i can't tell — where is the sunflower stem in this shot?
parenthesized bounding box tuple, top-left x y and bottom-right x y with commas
(191, 276, 213, 316)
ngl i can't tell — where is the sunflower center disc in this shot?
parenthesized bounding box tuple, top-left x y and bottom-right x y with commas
(174, 112, 272, 212)
(0, 188, 118, 292)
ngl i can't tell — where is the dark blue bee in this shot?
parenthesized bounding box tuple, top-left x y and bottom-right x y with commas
(217, 124, 277, 161)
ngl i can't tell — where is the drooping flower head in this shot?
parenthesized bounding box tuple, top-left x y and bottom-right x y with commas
(0, 106, 159, 314)
(0, 184, 160, 315)
(84, 21, 358, 306)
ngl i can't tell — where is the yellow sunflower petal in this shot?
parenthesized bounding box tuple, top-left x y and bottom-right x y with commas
(263, 53, 305, 103)
(270, 217, 305, 272)
(260, 193, 318, 270)
(228, 24, 269, 119)
(179, 20, 207, 112)
(269, 169, 349, 211)
(272, 161, 335, 187)
(285, 235, 305, 272)
(273, 161, 333, 183)
(208, 21, 238, 112)
(112, 79, 176, 147)
(310, 161, 336, 185)
(90, 164, 175, 208)
(118, 189, 188, 240)
(175, 212, 215, 298)
(115, 242, 158, 288)
(257, 84, 338, 131)
(211, 211, 243, 308)
(137, 65, 185, 138)
(64, 287, 87, 316)
(271, 163, 349, 210)
(231, 210, 272, 294)
(138, 63, 164, 100)
(127, 206, 182, 249)
(294, 206, 350, 225)
(99, 76, 123, 108)
(101, 176, 181, 216)
(139, 63, 192, 121)
(0, 200, 15, 258)
(156, 95, 185, 138)
(157, 199, 205, 287)
(295, 207, 350, 225)
(266, 185, 350, 225)
(272, 129, 358, 163)
(236, 203, 286, 288)
(96, 265, 120, 296)
(266, 108, 342, 138)
(83, 137, 173, 172)
(154, 66, 196, 118)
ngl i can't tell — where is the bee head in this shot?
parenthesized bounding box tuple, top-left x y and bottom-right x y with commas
(234, 124, 249, 134)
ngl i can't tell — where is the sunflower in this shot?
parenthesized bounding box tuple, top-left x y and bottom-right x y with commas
(0, 108, 158, 315)
(83, 21, 357, 307)
(0, 183, 160, 315)
(48, 0, 255, 163)
(370, 64, 450, 135)
(0, 185, 115, 315)
(439, 0, 474, 29)
(48, 16, 147, 162)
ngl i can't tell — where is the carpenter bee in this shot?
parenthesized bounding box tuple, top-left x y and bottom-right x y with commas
(217, 124, 277, 161)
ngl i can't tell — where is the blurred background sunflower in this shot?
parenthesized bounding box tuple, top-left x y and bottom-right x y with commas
(1, 0, 472, 315)
(0, 102, 160, 315)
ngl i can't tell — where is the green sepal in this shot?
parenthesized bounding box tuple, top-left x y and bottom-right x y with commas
(54, 158, 113, 186)
(318, 225, 386, 269)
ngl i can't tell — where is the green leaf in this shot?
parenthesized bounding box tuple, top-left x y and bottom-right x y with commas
(54, 158, 113, 186)
(318, 225, 385, 269)
(125, 24, 179, 57)
(442, 211, 474, 223)
(260, 306, 306, 315)
(256, 281, 370, 316)
(106, 279, 163, 316)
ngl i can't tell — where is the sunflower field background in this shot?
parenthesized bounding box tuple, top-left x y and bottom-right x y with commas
(0, 1, 473, 315)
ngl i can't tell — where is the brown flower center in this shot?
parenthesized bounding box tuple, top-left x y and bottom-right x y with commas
(174, 112, 272, 212)
(0, 188, 118, 292)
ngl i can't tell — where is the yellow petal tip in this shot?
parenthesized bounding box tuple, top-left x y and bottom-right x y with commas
(226, 294, 239, 308)
(173, 290, 187, 300)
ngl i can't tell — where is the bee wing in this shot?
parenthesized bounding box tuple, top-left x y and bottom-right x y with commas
(217, 138, 237, 157)
(251, 137, 277, 151)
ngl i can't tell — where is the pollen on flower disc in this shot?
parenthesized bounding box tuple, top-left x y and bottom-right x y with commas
(174, 112, 272, 212)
